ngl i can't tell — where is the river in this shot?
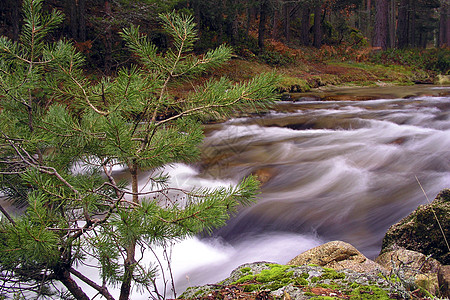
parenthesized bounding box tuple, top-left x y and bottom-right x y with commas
(163, 85, 450, 296)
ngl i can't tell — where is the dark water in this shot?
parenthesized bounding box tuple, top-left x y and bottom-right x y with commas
(164, 86, 450, 294)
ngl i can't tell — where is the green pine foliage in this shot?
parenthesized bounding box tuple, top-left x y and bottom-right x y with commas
(0, 0, 280, 299)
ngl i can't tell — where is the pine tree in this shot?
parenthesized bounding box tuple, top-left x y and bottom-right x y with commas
(0, 0, 280, 299)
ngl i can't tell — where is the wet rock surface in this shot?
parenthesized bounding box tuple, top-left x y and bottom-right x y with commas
(287, 241, 383, 273)
(380, 189, 450, 265)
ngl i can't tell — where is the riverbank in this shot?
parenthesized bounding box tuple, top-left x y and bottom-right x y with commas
(172, 51, 448, 100)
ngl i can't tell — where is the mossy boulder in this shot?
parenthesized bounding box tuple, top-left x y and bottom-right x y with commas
(179, 262, 404, 299)
(379, 189, 450, 264)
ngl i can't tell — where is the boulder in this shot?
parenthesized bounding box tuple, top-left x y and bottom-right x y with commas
(379, 189, 450, 265)
(287, 241, 384, 273)
(376, 249, 441, 277)
(438, 265, 450, 298)
(376, 249, 442, 295)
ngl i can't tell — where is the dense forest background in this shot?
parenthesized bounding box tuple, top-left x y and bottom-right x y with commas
(1, 0, 449, 74)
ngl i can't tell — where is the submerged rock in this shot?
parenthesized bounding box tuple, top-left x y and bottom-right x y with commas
(379, 189, 450, 265)
(287, 241, 384, 273)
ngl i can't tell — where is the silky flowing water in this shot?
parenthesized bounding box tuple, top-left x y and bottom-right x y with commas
(164, 85, 450, 296)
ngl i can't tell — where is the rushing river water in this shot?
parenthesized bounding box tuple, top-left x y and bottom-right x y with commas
(163, 85, 450, 296)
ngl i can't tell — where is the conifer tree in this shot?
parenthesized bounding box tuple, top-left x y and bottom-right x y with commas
(0, 0, 279, 299)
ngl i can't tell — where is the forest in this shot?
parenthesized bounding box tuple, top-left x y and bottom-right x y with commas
(1, 0, 449, 74)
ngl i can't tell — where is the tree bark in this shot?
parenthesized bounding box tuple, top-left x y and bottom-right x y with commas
(313, 4, 322, 48)
(283, 2, 290, 42)
(439, 0, 449, 47)
(366, 0, 371, 39)
(389, 0, 395, 48)
(69, 0, 78, 39)
(12, 0, 19, 40)
(68, 0, 86, 41)
(230, 0, 239, 45)
(119, 243, 136, 300)
(258, 0, 269, 50)
(374, 0, 389, 50)
(301, 6, 311, 46)
(55, 266, 91, 300)
(409, 0, 416, 47)
(78, 0, 86, 41)
(119, 160, 139, 300)
(447, 3, 450, 47)
(104, 1, 113, 75)
(397, 0, 409, 48)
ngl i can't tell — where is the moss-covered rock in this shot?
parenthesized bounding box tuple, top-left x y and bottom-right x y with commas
(379, 189, 450, 264)
(179, 262, 403, 299)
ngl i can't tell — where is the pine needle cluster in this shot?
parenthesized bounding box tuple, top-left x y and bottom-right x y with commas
(0, 0, 279, 299)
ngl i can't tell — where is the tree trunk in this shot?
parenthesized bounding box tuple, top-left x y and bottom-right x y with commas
(68, 0, 86, 41)
(258, 0, 269, 50)
(366, 0, 371, 39)
(313, 4, 322, 48)
(69, 0, 78, 39)
(55, 266, 91, 300)
(374, 0, 389, 50)
(447, 3, 450, 47)
(119, 243, 136, 300)
(397, 0, 409, 48)
(119, 161, 139, 300)
(439, 0, 449, 47)
(409, 0, 416, 47)
(301, 6, 311, 46)
(388, 0, 395, 48)
(12, 0, 19, 40)
(78, 0, 86, 41)
(283, 2, 290, 42)
(130, 162, 138, 203)
(104, 1, 113, 75)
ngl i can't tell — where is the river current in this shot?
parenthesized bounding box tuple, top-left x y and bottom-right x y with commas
(162, 85, 450, 296)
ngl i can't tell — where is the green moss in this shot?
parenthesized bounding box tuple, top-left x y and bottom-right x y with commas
(295, 277, 309, 286)
(311, 276, 320, 283)
(255, 265, 293, 283)
(304, 292, 316, 296)
(300, 272, 309, 279)
(350, 285, 395, 300)
(278, 75, 310, 93)
(350, 282, 360, 289)
(243, 284, 260, 293)
(320, 268, 345, 280)
(310, 296, 338, 300)
(234, 274, 256, 284)
(240, 267, 252, 274)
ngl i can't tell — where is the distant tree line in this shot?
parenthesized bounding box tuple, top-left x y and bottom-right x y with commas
(1, 0, 448, 70)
